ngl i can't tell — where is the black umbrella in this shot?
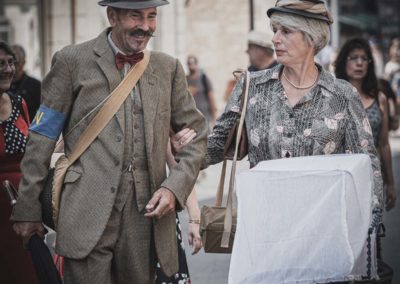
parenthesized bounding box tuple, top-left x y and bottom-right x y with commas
(28, 234, 62, 284)
(2, 180, 62, 284)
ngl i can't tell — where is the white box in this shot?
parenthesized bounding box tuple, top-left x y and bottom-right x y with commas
(229, 154, 377, 284)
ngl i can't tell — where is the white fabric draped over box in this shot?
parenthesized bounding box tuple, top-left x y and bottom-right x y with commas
(230, 154, 377, 284)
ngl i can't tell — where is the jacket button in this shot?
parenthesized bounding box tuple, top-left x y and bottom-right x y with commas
(111, 187, 116, 193)
(116, 135, 122, 142)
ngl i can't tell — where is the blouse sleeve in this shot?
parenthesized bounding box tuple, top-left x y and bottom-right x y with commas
(344, 87, 384, 210)
(206, 74, 244, 165)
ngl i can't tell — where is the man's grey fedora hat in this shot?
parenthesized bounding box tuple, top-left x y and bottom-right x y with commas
(98, 0, 169, 9)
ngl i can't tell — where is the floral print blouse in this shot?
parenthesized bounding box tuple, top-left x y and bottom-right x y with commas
(207, 64, 383, 210)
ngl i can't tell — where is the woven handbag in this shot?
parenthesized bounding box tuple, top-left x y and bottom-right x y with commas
(200, 70, 249, 253)
(38, 51, 150, 230)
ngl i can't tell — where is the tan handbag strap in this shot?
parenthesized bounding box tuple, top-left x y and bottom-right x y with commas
(215, 70, 249, 207)
(67, 50, 150, 165)
(220, 70, 250, 248)
(215, 159, 227, 206)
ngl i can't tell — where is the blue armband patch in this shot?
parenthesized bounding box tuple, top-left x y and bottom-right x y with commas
(30, 105, 66, 140)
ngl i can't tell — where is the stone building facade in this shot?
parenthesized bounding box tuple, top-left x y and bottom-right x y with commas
(3, 0, 399, 110)
(2, 0, 275, 110)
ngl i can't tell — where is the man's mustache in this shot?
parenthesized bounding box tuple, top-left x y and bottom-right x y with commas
(130, 29, 154, 38)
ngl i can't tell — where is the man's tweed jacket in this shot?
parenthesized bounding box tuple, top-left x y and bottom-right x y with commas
(11, 29, 208, 276)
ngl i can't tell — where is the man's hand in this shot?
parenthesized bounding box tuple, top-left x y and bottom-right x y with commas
(144, 187, 176, 219)
(13, 222, 46, 248)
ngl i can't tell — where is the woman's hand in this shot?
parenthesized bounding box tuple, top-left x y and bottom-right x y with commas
(170, 128, 196, 155)
(386, 184, 397, 211)
(188, 222, 202, 255)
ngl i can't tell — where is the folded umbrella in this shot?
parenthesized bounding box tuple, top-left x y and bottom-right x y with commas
(29, 234, 62, 284)
(2, 180, 61, 284)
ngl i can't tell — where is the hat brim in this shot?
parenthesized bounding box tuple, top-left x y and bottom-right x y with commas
(98, 0, 169, 9)
(267, 6, 331, 24)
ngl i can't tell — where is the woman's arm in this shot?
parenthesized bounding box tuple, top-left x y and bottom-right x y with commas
(378, 93, 396, 210)
(206, 73, 245, 165)
(185, 187, 202, 254)
(207, 89, 218, 122)
(166, 140, 203, 254)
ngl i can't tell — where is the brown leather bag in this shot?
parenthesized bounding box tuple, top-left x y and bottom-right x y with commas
(200, 160, 237, 253)
(223, 69, 249, 160)
(200, 71, 250, 253)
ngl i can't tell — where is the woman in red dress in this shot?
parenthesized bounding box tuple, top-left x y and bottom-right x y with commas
(0, 41, 39, 283)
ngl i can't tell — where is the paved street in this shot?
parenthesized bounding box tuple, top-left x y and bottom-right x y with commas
(180, 136, 400, 283)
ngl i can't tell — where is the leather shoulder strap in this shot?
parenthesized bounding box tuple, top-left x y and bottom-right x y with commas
(221, 70, 250, 248)
(67, 50, 151, 165)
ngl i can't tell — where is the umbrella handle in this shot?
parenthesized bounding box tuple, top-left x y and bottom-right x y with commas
(2, 180, 18, 207)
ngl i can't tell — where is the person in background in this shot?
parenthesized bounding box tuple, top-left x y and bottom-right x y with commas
(378, 78, 399, 131)
(247, 30, 277, 72)
(11, 0, 208, 282)
(186, 55, 218, 127)
(384, 38, 400, 111)
(335, 38, 396, 211)
(224, 30, 277, 102)
(369, 37, 385, 78)
(10, 44, 41, 122)
(315, 43, 336, 72)
(0, 41, 39, 284)
(384, 37, 400, 83)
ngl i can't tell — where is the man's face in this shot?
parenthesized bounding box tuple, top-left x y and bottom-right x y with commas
(187, 57, 198, 73)
(246, 44, 262, 67)
(108, 7, 157, 55)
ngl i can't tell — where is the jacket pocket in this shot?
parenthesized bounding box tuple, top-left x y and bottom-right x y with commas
(64, 169, 82, 184)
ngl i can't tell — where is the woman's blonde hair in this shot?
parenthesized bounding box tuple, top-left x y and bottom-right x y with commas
(269, 12, 330, 54)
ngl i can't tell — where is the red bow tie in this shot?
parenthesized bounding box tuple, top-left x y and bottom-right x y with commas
(115, 52, 144, 70)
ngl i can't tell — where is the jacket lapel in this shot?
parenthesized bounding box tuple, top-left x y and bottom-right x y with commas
(139, 57, 161, 173)
(93, 29, 125, 133)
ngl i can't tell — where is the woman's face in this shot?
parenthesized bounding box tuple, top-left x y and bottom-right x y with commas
(271, 24, 313, 65)
(0, 49, 15, 92)
(345, 48, 370, 82)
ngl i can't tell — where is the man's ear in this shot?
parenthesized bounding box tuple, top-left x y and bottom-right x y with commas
(107, 7, 117, 27)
